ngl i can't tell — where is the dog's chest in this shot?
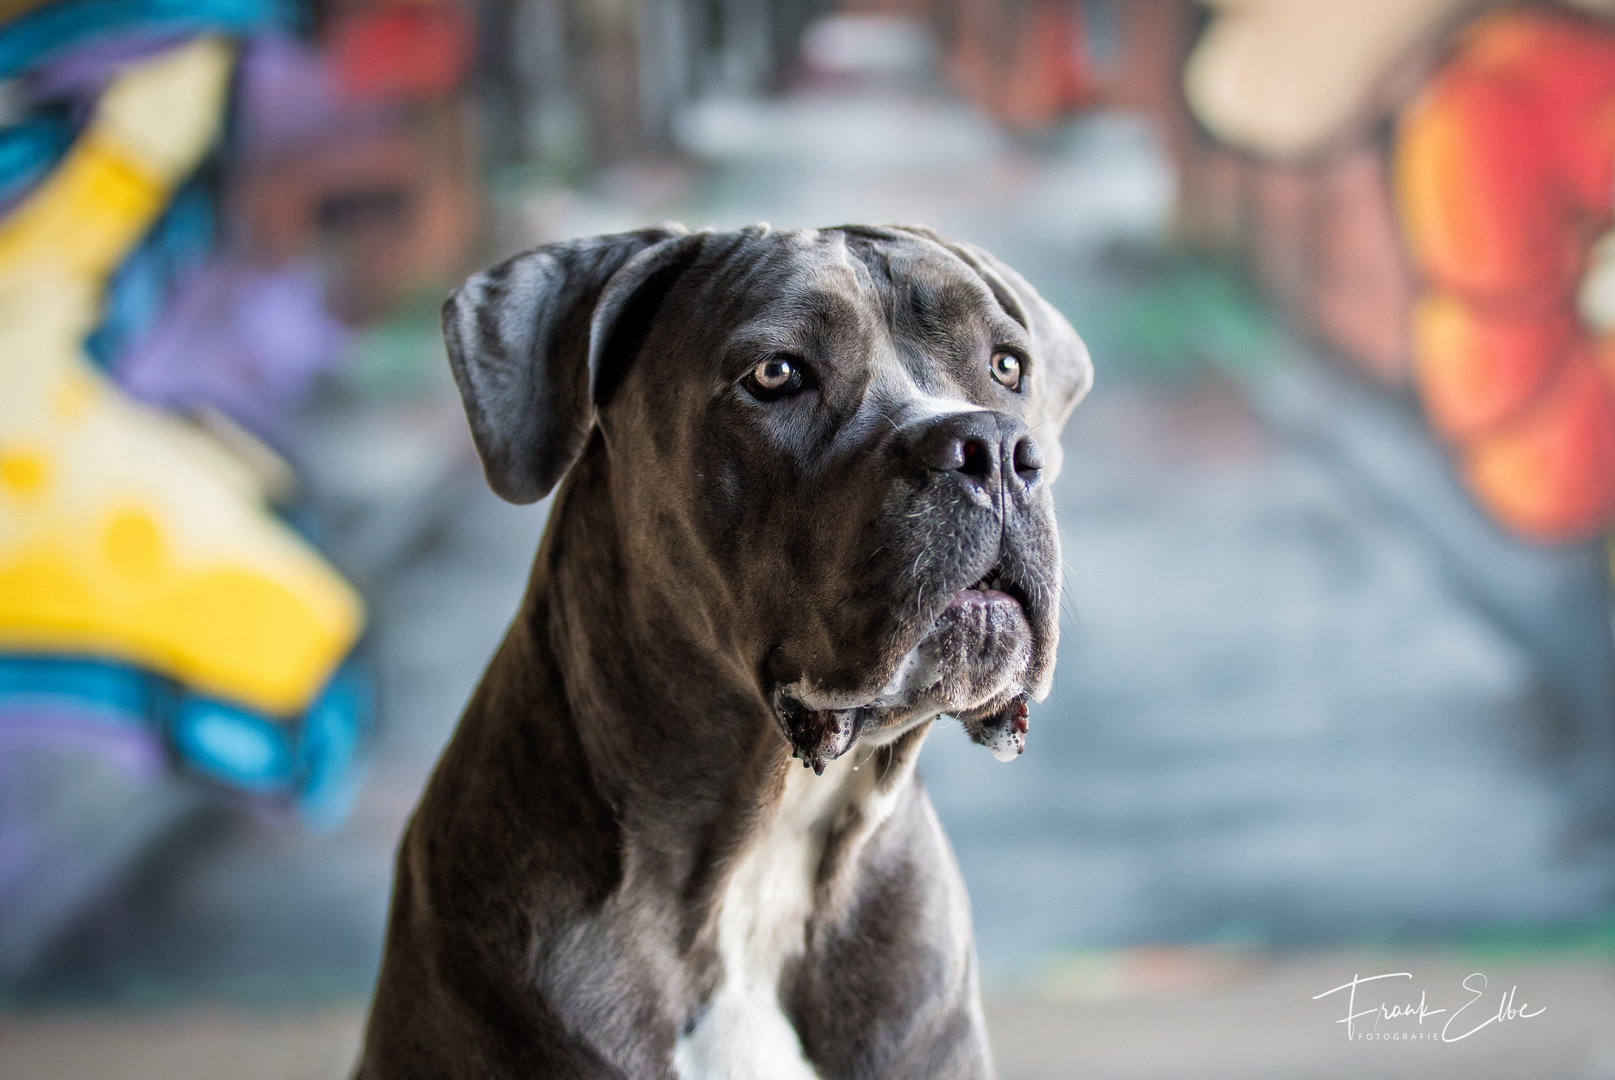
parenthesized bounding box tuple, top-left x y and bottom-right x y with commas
(672, 755, 876, 1080)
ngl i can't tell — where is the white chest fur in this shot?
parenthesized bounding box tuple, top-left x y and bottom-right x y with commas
(672, 751, 893, 1080)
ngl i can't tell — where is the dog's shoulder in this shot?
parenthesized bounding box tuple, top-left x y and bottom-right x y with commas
(362, 615, 634, 1079)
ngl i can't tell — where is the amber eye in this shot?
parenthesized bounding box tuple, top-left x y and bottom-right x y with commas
(990, 351, 1024, 391)
(742, 356, 807, 400)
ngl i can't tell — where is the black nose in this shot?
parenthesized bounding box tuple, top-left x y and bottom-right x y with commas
(914, 411, 1042, 492)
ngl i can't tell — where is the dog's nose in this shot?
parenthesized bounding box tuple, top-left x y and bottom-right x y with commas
(914, 412, 1042, 492)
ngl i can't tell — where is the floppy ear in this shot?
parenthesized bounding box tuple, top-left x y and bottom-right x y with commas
(442, 226, 705, 503)
(888, 226, 1094, 478)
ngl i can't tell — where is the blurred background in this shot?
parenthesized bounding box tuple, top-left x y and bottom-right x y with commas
(2, 0, 1615, 1076)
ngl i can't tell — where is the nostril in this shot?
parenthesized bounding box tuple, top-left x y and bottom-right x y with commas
(959, 439, 991, 478)
(1013, 435, 1044, 477)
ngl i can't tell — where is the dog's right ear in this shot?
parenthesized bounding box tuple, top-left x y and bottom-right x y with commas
(442, 226, 703, 504)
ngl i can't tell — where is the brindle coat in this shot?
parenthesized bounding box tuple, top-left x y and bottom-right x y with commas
(357, 224, 1093, 1079)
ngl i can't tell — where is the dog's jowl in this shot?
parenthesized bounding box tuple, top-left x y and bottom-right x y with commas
(358, 224, 1092, 1079)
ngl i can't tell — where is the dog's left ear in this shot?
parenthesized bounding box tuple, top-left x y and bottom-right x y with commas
(442, 226, 706, 504)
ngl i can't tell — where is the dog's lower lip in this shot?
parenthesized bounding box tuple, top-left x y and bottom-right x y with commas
(947, 587, 1020, 610)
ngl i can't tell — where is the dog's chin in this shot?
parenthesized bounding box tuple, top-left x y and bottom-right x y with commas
(917, 587, 1035, 710)
(906, 587, 1039, 762)
(773, 584, 1046, 774)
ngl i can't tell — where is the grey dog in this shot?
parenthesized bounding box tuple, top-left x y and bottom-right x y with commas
(357, 223, 1092, 1079)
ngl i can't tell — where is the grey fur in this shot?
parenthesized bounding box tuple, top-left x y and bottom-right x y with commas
(361, 224, 1092, 1079)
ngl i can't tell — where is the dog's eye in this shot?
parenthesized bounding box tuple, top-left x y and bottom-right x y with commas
(742, 356, 807, 401)
(990, 351, 1024, 392)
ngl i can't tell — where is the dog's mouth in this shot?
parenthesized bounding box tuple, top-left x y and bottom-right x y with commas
(949, 565, 1028, 613)
(772, 561, 1044, 774)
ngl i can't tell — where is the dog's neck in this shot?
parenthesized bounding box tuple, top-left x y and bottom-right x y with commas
(518, 446, 931, 909)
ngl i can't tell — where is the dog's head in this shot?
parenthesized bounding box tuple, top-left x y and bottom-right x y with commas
(443, 225, 1092, 771)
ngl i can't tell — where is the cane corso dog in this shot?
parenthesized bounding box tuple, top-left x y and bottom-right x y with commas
(359, 223, 1092, 1079)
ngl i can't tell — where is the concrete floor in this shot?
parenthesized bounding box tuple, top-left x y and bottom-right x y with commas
(7, 951, 1615, 1079)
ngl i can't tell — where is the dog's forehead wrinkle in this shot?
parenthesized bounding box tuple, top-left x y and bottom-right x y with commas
(841, 232, 951, 355)
(849, 242, 1032, 392)
(870, 364, 986, 426)
(699, 231, 824, 312)
(920, 280, 1030, 362)
(796, 259, 885, 353)
(720, 264, 879, 363)
(904, 228, 1032, 328)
